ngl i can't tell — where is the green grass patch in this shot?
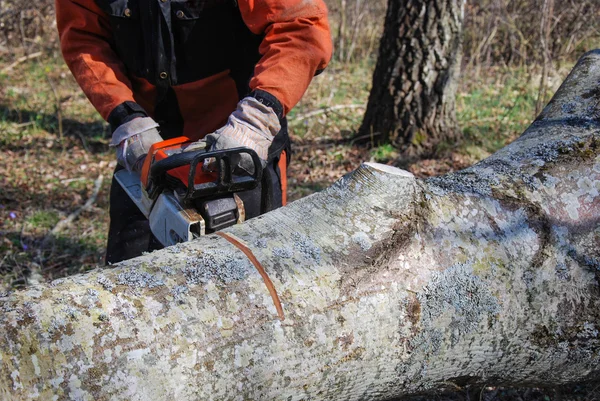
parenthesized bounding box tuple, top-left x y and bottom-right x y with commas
(26, 210, 60, 229)
(1, 56, 106, 144)
(0, 121, 26, 146)
(455, 67, 562, 157)
(288, 59, 374, 140)
(370, 143, 398, 163)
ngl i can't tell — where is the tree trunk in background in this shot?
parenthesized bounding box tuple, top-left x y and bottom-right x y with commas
(2, 51, 600, 401)
(359, 0, 465, 158)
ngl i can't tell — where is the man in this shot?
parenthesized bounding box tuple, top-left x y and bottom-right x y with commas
(55, 0, 332, 263)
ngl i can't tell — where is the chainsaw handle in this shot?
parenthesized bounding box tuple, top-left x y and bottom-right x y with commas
(186, 147, 263, 200)
(147, 146, 262, 201)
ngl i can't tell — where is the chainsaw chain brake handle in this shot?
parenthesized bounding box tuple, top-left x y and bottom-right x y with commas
(185, 147, 262, 200)
(142, 137, 262, 201)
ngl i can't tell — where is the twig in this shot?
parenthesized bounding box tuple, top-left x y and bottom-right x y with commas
(60, 177, 88, 185)
(327, 108, 363, 123)
(336, 0, 347, 62)
(46, 74, 65, 152)
(349, 130, 382, 145)
(440, 381, 464, 391)
(0, 51, 42, 73)
(536, 0, 554, 116)
(76, 130, 91, 153)
(49, 174, 104, 236)
(290, 104, 365, 125)
(31, 175, 104, 285)
(19, 10, 28, 52)
(585, 381, 600, 401)
(345, 0, 368, 63)
(15, 121, 35, 128)
(292, 138, 346, 149)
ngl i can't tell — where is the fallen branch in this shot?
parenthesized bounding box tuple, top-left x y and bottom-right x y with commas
(14, 121, 35, 129)
(0, 51, 42, 73)
(49, 174, 104, 236)
(30, 175, 104, 285)
(290, 104, 365, 125)
(60, 177, 88, 185)
(45, 74, 65, 151)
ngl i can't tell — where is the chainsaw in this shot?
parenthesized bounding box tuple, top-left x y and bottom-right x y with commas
(114, 136, 262, 247)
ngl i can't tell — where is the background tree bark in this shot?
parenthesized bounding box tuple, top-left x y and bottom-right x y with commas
(359, 0, 465, 158)
(1, 51, 600, 401)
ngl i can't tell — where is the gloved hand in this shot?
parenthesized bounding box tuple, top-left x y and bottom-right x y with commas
(204, 97, 281, 175)
(109, 117, 163, 172)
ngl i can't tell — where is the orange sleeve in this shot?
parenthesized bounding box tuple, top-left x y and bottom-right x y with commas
(239, 0, 333, 115)
(55, 0, 136, 120)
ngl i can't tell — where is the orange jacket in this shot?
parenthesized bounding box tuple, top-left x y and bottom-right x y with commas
(56, 0, 332, 140)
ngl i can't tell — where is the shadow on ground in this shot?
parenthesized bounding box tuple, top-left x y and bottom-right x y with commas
(0, 105, 109, 153)
(0, 231, 103, 288)
(396, 380, 600, 401)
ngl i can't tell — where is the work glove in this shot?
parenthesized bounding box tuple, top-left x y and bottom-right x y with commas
(204, 97, 281, 175)
(110, 117, 162, 172)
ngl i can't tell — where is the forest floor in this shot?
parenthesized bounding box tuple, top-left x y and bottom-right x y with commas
(1, 52, 598, 400)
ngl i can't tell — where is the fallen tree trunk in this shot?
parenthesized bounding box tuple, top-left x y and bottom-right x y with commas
(2, 51, 600, 400)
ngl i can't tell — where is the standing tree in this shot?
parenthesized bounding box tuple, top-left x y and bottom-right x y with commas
(359, 0, 465, 158)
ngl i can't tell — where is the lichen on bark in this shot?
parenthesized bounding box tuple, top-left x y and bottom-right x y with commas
(1, 51, 600, 400)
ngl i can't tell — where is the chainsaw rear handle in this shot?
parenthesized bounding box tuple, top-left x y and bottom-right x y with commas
(149, 147, 263, 201)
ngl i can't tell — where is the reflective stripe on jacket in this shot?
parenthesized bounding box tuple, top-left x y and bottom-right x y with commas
(56, 0, 332, 141)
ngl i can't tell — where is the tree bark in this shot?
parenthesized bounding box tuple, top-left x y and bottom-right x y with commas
(359, 0, 465, 158)
(2, 51, 600, 401)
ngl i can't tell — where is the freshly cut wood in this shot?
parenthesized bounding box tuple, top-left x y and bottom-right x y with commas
(1, 51, 600, 400)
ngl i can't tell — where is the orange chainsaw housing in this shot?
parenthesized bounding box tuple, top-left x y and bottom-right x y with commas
(140, 136, 217, 190)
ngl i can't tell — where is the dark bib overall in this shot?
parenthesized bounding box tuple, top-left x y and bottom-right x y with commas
(97, 0, 290, 263)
